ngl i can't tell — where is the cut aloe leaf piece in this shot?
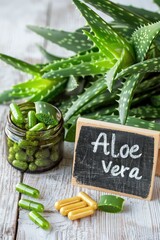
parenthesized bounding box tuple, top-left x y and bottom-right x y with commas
(98, 195, 124, 213)
(35, 101, 58, 126)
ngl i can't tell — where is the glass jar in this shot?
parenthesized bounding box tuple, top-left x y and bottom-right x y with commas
(5, 102, 64, 173)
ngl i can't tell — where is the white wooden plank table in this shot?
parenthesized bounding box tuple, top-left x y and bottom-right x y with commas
(0, 0, 160, 239)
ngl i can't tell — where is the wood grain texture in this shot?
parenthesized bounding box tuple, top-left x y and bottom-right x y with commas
(0, 0, 160, 240)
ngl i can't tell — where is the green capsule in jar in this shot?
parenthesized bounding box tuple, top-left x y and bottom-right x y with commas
(15, 151, 27, 161)
(28, 110, 37, 129)
(8, 153, 15, 163)
(10, 103, 24, 124)
(7, 138, 14, 147)
(16, 183, 40, 198)
(19, 140, 38, 148)
(26, 147, 37, 156)
(13, 143, 20, 152)
(35, 148, 50, 159)
(29, 163, 37, 171)
(29, 211, 50, 230)
(35, 159, 52, 167)
(12, 160, 28, 171)
(50, 151, 59, 162)
(29, 123, 46, 132)
(19, 199, 44, 212)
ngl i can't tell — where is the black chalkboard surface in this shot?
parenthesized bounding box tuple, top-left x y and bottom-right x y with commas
(72, 118, 160, 200)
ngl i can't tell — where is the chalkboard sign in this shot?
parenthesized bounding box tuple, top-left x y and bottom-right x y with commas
(72, 118, 160, 200)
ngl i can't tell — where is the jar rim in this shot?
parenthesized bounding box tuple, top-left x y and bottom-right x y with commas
(6, 102, 64, 138)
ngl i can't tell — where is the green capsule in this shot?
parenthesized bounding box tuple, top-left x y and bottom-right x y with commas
(19, 199, 44, 212)
(9, 147, 15, 154)
(19, 140, 38, 148)
(12, 160, 28, 171)
(10, 102, 24, 124)
(35, 148, 50, 159)
(29, 163, 37, 171)
(15, 151, 27, 161)
(16, 183, 40, 198)
(28, 110, 37, 129)
(13, 143, 20, 152)
(8, 153, 15, 163)
(35, 159, 52, 167)
(29, 211, 50, 230)
(7, 138, 14, 147)
(50, 151, 59, 162)
(29, 123, 46, 132)
(26, 147, 37, 156)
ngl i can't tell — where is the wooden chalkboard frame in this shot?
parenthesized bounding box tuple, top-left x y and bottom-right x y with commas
(72, 117, 160, 200)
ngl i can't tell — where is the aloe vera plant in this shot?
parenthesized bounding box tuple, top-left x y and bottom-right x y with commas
(1, 0, 160, 142)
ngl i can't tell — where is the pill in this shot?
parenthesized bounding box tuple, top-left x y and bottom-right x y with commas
(35, 159, 52, 167)
(29, 163, 37, 171)
(60, 201, 87, 216)
(10, 102, 24, 124)
(78, 192, 98, 210)
(28, 110, 37, 129)
(12, 160, 28, 171)
(55, 196, 81, 210)
(16, 183, 40, 198)
(68, 206, 95, 221)
(19, 199, 44, 212)
(29, 211, 50, 230)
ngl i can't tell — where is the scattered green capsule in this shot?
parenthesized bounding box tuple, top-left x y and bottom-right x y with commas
(29, 163, 37, 171)
(35, 159, 52, 167)
(16, 183, 40, 198)
(29, 123, 46, 132)
(10, 102, 24, 124)
(28, 110, 37, 129)
(19, 199, 44, 212)
(12, 160, 28, 171)
(35, 148, 50, 159)
(19, 140, 39, 148)
(29, 211, 50, 230)
(15, 151, 27, 161)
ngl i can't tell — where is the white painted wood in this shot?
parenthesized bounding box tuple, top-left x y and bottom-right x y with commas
(0, 0, 160, 240)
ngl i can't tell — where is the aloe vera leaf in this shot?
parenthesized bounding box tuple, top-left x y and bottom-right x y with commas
(132, 21, 160, 61)
(105, 49, 125, 92)
(37, 45, 63, 62)
(66, 75, 79, 93)
(130, 105, 160, 119)
(111, 23, 133, 39)
(65, 114, 160, 142)
(119, 5, 160, 22)
(28, 25, 92, 53)
(64, 77, 107, 122)
(29, 78, 67, 102)
(116, 57, 160, 80)
(0, 53, 40, 75)
(83, 0, 149, 28)
(43, 58, 113, 79)
(135, 75, 160, 94)
(133, 88, 160, 106)
(150, 95, 160, 107)
(0, 89, 25, 103)
(73, 0, 134, 60)
(154, 0, 160, 7)
(118, 73, 144, 124)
